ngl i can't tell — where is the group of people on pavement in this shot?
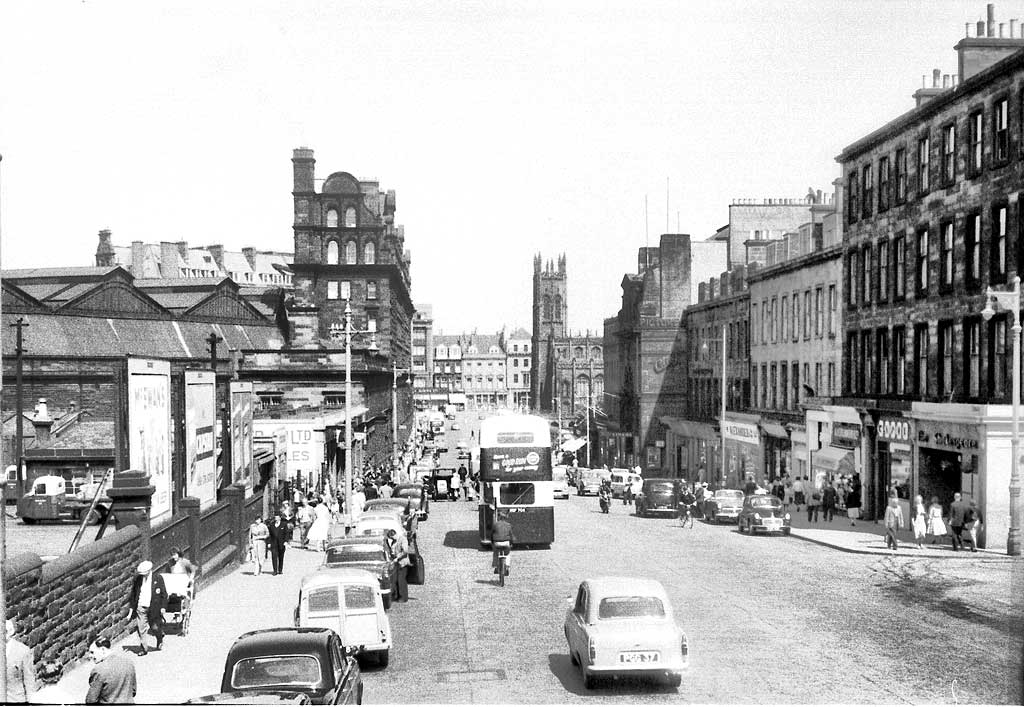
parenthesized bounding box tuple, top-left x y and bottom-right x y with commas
(5, 546, 200, 704)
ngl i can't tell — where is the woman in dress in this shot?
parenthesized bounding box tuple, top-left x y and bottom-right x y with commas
(249, 516, 270, 575)
(306, 500, 332, 552)
(926, 495, 947, 545)
(911, 494, 928, 549)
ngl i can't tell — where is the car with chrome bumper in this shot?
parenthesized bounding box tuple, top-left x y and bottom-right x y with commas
(736, 495, 792, 535)
(564, 576, 688, 689)
(635, 479, 681, 517)
(704, 489, 744, 523)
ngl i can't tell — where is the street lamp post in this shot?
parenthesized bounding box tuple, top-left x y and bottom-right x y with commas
(392, 363, 411, 480)
(981, 276, 1022, 556)
(719, 323, 727, 488)
(341, 301, 375, 527)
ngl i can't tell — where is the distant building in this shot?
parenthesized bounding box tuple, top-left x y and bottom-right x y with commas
(412, 305, 434, 389)
(505, 327, 532, 409)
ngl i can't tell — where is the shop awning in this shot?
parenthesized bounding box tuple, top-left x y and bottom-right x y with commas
(448, 393, 467, 404)
(761, 421, 789, 439)
(661, 416, 718, 440)
(560, 438, 588, 453)
(810, 445, 852, 470)
(253, 448, 276, 465)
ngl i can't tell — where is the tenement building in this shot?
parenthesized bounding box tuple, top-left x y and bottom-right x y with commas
(837, 24, 1024, 547)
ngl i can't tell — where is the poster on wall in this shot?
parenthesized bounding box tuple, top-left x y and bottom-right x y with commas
(253, 419, 322, 490)
(184, 370, 217, 509)
(230, 381, 254, 494)
(127, 358, 173, 523)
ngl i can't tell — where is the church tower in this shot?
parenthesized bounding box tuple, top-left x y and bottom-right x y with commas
(530, 253, 567, 411)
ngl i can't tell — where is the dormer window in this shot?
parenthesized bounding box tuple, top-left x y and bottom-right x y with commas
(344, 207, 357, 227)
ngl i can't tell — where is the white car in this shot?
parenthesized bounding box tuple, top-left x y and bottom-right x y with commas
(564, 577, 688, 689)
(608, 469, 642, 499)
(552, 476, 570, 500)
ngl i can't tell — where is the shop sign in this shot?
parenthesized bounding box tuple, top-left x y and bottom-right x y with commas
(831, 422, 861, 449)
(917, 422, 980, 452)
(877, 417, 912, 443)
(722, 420, 759, 444)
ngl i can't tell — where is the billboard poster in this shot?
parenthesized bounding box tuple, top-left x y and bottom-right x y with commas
(230, 382, 254, 493)
(184, 370, 217, 509)
(253, 419, 322, 488)
(127, 358, 173, 523)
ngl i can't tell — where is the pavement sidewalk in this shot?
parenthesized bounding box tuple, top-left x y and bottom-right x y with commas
(782, 508, 1017, 559)
(49, 541, 327, 704)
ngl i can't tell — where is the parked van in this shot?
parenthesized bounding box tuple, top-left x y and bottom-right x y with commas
(295, 567, 392, 667)
(608, 469, 642, 499)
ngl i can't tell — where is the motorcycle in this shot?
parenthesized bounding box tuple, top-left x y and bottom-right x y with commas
(598, 489, 611, 514)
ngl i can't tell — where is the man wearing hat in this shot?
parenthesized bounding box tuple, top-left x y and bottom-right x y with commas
(5, 617, 37, 703)
(128, 560, 167, 654)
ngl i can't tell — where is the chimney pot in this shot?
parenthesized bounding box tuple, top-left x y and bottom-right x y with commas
(932, 68, 941, 88)
(988, 3, 995, 37)
(943, 74, 951, 88)
(1011, 18, 1017, 35)
(978, 20, 987, 36)
(1000, 22, 1006, 37)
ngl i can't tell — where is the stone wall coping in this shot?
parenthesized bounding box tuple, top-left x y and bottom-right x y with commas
(39, 526, 140, 583)
(2, 551, 44, 580)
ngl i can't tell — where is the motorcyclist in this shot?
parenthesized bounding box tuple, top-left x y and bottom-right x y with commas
(491, 510, 515, 575)
(598, 481, 612, 513)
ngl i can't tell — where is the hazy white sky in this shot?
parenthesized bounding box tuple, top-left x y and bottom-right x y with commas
(0, 1, 1013, 334)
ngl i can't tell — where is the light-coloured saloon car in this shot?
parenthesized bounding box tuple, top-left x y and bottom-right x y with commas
(564, 577, 688, 689)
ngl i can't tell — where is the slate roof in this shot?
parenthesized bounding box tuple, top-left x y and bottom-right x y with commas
(42, 420, 115, 450)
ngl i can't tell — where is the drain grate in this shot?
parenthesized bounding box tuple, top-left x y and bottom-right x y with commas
(435, 669, 507, 684)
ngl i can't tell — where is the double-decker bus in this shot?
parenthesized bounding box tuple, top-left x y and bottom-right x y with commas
(477, 414, 554, 547)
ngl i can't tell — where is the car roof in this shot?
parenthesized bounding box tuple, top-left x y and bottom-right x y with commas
(301, 567, 379, 589)
(583, 576, 668, 599)
(228, 628, 334, 657)
(643, 478, 678, 483)
(326, 536, 387, 548)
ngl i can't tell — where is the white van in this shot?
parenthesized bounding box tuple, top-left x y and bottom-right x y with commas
(608, 469, 642, 499)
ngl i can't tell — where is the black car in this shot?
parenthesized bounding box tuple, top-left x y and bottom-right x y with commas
(323, 537, 398, 610)
(219, 628, 362, 705)
(635, 478, 682, 517)
(392, 483, 429, 520)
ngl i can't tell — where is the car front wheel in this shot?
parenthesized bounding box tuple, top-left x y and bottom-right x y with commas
(582, 666, 597, 690)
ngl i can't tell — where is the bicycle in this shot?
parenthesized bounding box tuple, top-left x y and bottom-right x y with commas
(494, 541, 511, 586)
(679, 504, 694, 529)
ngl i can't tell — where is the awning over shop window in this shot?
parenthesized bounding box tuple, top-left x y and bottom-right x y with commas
(448, 393, 467, 404)
(253, 448, 276, 465)
(810, 445, 852, 471)
(560, 438, 587, 453)
(661, 416, 718, 440)
(761, 421, 789, 439)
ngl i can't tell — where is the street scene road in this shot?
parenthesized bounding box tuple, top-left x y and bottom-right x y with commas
(42, 409, 1021, 704)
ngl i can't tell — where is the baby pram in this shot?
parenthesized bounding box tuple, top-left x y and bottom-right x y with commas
(159, 573, 195, 636)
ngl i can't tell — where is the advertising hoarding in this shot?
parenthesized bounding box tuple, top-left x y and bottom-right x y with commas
(127, 358, 173, 523)
(184, 370, 217, 509)
(230, 381, 254, 493)
(253, 419, 323, 488)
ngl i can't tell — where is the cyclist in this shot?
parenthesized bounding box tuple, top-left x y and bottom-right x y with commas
(491, 510, 515, 577)
(679, 484, 697, 528)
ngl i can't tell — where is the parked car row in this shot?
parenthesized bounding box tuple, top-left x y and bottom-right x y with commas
(631, 481, 793, 535)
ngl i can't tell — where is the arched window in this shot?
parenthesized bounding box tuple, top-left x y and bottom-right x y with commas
(574, 346, 584, 359)
(543, 295, 552, 320)
(345, 241, 357, 264)
(344, 207, 357, 227)
(554, 295, 562, 320)
(364, 241, 375, 265)
(326, 208, 339, 227)
(591, 346, 601, 359)
(326, 240, 339, 265)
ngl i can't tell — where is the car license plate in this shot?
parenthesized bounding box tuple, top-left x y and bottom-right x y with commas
(619, 651, 659, 664)
(764, 518, 782, 529)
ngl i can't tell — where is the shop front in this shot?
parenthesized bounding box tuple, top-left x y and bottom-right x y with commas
(662, 417, 719, 483)
(789, 426, 807, 480)
(760, 418, 790, 482)
(806, 405, 868, 512)
(912, 410, 982, 530)
(722, 414, 763, 489)
(875, 414, 915, 523)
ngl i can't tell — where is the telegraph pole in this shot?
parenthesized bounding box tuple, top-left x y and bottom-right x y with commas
(392, 363, 400, 479)
(0, 151, 8, 702)
(11, 318, 26, 498)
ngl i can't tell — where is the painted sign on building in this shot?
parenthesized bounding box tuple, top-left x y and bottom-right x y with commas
(253, 419, 324, 488)
(230, 382, 254, 493)
(722, 420, 759, 444)
(127, 358, 172, 523)
(184, 370, 217, 509)
(831, 422, 861, 449)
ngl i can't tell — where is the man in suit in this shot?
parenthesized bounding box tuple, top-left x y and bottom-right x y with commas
(128, 561, 167, 654)
(267, 511, 290, 575)
(949, 492, 968, 551)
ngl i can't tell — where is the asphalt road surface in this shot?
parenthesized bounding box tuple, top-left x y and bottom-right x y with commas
(363, 409, 1023, 704)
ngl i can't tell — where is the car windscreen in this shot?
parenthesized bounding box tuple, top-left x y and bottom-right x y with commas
(344, 584, 377, 609)
(598, 596, 666, 619)
(750, 497, 782, 509)
(326, 546, 384, 564)
(716, 490, 744, 500)
(647, 482, 676, 493)
(231, 655, 322, 689)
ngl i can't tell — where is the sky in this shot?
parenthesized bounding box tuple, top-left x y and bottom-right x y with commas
(0, 1, 1015, 335)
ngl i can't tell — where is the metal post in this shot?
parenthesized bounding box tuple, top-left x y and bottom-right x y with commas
(1010, 278, 1022, 555)
(392, 363, 399, 476)
(11, 318, 25, 498)
(720, 324, 727, 487)
(345, 301, 354, 527)
(587, 358, 594, 467)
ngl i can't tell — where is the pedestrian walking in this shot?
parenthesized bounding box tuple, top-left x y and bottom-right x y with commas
(964, 499, 982, 552)
(364, 482, 379, 501)
(268, 512, 290, 575)
(822, 483, 838, 522)
(926, 496, 947, 545)
(307, 500, 332, 552)
(806, 480, 821, 522)
(248, 516, 270, 575)
(771, 477, 785, 502)
(949, 492, 968, 551)
(846, 475, 862, 526)
(912, 494, 928, 549)
(30, 661, 73, 705)
(169, 547, 199, 580)
(128, 560, 167, 654)
(629, 475, 643, 507)
(386, 529, 410, 603)
(297, 501, 314, 548)
(379, 482, 393, 499)
(350, 486, 366, 520)
(884, 496, 904, 551)
(792, 476, 805, 511)
(85, 636, 137, 705)
(782, 474, 794, 513)
(5, 618, 37, 704)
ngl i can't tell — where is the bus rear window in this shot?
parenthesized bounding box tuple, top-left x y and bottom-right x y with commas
(499, 482, 535, 505)
(496, 432, 534, 444)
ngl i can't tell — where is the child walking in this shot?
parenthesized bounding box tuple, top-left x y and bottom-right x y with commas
(884, 496, 904, 551)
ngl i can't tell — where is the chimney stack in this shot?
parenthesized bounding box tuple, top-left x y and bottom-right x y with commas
(1011, 18, 1017, 36)
(943, 74, 951, 88)
(988, 3, 996, 37)
(95, 229, 115, 267)
(1000, 22, 1006, 37)
(933, 68, 941, 88)
(978, 20, 987, 36)
(31, 398, 54, 444)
